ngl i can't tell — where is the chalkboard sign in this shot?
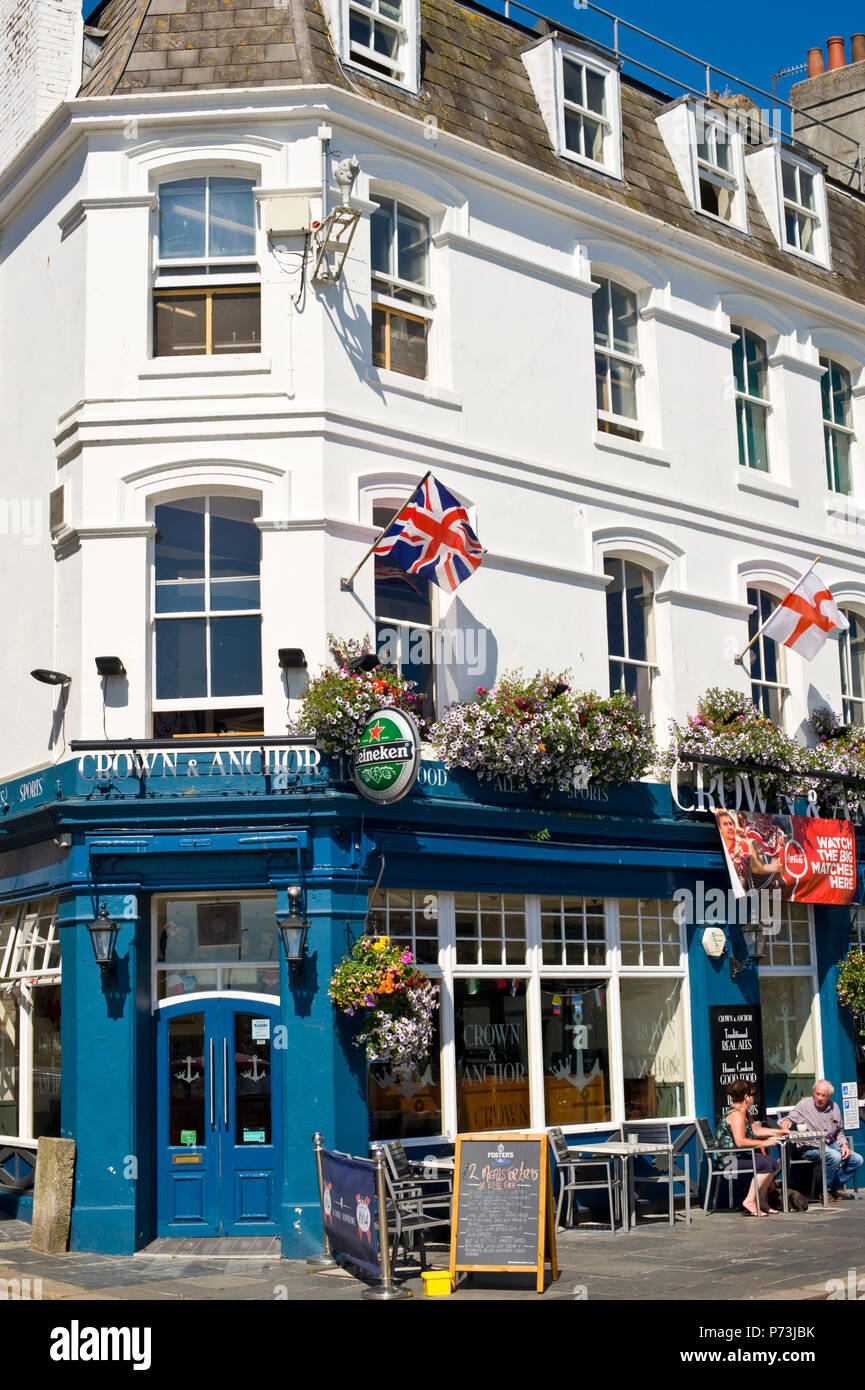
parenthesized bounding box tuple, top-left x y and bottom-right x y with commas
(449, 1133, 557, 1293)
(709, 1005, 765, 1122)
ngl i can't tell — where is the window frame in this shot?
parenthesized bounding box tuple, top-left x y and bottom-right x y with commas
(151, 494, 264, 728)
(760, 904, 823, 1114)
(603, 555, 657, 721)
(372, 496, 440, 722)
(593, 276, 643, 439)
(151, 891, 282, 1007)
(152, 173, 261, 359)
(820, 356, 855, 496)
(340, 0, 419, 91)
(746, 586, 789, 727)
(367, 891, 693, 1143)
(695, 111, 742, 225)
(554, 44, 623, 179)
(839, 607, 865, 726)
(0, 897, 61, 1145)
(370, 195, 433, 382)
(779, 152, 827, 263)
(732, 323, 772, 472)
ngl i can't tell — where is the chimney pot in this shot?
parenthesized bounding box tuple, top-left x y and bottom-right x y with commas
(827, 35, 846, 69)
(808, 45, 826, 76)
(852, 32, 865, 63)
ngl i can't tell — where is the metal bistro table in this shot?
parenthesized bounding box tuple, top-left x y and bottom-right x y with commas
(776, 1130, 829, 1212)
(568, 1140, 691, 1229)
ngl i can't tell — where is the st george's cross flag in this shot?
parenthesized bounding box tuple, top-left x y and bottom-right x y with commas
(760, 565, 849, 660)
(373, 475, 485, 594)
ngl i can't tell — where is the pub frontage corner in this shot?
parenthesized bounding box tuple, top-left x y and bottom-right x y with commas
(0, 728, 860, 1261)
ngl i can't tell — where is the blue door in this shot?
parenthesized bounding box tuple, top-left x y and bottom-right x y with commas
(157, 998, 282, 1237)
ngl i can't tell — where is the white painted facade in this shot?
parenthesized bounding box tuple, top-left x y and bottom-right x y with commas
(2, 74, 865, 780)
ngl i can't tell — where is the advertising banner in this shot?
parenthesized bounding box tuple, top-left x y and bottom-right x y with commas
(318, 1149, 380, 1276)
(714, 810, 856, 905)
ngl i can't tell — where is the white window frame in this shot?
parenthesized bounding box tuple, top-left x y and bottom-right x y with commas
(593, 277, 643, 438)
(820, 356, 855, 496)
(695, 112, 742, 224)
(746, 586, 789, 729)
(370, 195, 433, 382)
(760, 905, 823, 1115)
(0, 898, 61, 1144)
(732, 323, 772, 473)
(339, 0, 419, 91)
(554, 44, 623, 180)
(603, 555, 658, 722)
(151, 891, 282, 1008)
(839, 607, 865, 726)
(779, 152, 830, 265)
(151, 494, 264, 726)
(152, 173, 260, 358)
(375, 892, 693, 1145)
(372, 494, 441, 720)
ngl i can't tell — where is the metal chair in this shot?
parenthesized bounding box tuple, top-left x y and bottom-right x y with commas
(548, 1127, 624, 1235)
(380, 1138, 453, 1192)
(783, 1134, 832, 1206)
(695, 1117, 764, 1214)
(373, 1144, 451, 1274)
(624, 1121, 691, 1225)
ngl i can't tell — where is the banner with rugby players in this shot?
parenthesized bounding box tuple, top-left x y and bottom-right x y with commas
(714, 809, 856, 905)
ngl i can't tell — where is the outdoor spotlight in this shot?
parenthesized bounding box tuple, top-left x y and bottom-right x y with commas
(277, 885, 310, 978)
(31, 669, 71, 686)
(350, 653, 380, 674)
(278, 648, 307, 669)
(825, 725, 854, 740)
(95, 656, 127, 677)
(88, 904, 119, 977)
(549, 682, 569, 699)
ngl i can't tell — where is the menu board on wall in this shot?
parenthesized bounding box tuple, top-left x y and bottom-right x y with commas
(449, 1133, 557, 1293)
(709, 1005, 765, 1121)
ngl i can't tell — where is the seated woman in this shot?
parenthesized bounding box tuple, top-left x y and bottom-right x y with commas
(715, 1079, 788, 1215)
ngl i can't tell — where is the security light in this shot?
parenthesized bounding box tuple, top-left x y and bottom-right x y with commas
(95, 656, 127, 677)
(549, 682, 569, 699)
(31, 669, 71, 686)
(350, 653, 380, 674)
(278, 648, 307, 669)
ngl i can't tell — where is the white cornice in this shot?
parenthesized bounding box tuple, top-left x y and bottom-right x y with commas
(654, 588, 755, 621)
(767, 351, 825, 379)
(638, 304, 737, 347)
(432, 230, 594, 295)
(58, 193, 158, 235)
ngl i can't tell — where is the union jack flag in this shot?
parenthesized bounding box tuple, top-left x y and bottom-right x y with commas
(373, 475, 485, 594)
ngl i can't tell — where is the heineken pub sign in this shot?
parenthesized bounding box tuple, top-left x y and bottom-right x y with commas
(351, 708, 421, 804)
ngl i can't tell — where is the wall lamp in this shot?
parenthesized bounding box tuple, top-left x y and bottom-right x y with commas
(87, 904, 119, 978)
(278, 648, 307, 669)
(727, 922, 765, 978)
(350, 653, 380, 674)
(31, 669, 71, 686)
(277, 885, 310, 978)
(95, 656, 126, 678)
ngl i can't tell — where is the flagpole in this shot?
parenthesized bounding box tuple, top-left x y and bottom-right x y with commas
(734, 556, 821, 667)
(340, 471, 433, 592)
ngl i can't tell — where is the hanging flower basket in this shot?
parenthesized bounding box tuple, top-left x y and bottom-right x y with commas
(428, 670, 655, 790)
(287, 634, 423, 755)
(329, 935, 440, 1069)
(837, 948, 865, 1040)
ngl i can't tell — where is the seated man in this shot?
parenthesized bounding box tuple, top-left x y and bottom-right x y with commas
(781, 1080, 862, 1201)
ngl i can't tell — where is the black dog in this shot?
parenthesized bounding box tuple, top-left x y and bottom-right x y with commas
(768, 1187, 809, 1212)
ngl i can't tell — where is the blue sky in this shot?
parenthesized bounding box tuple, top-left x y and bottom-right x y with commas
(536, 0, 865, 107)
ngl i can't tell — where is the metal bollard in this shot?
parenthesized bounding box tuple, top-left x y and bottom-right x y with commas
(362, 1146, 409, 1300)
(307, 1132, 339, 1271)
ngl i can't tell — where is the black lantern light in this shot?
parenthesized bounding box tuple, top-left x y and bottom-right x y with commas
(278, 886, 309, 977)
(740, 922, 765, 963)
(88, 904, 119, 976)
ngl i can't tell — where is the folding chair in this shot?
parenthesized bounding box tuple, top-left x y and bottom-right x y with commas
(624, 1121, 691, 1225)
(548, 1127, 625, 1234)
(695, 1117, 763, 1214)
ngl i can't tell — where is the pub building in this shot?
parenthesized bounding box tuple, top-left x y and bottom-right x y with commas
(2, 0, 865, 1257)
(0, 744, 859, 1255)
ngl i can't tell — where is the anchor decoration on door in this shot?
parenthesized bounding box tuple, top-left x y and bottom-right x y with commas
(175, 1055, 201, 1083)
(240, 1053, 268, 1082)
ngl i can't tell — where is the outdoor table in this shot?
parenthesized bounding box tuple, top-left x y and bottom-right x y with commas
(567, 1140, 690, 1229)
(775, 1130, 829, 1211)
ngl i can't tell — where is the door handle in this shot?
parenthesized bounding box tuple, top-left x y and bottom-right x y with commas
(223, 1037, 229, 1128)
(209, 1038, 215, 1131)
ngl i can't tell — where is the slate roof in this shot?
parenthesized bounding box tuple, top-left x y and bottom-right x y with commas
(78, 0, 865, 306)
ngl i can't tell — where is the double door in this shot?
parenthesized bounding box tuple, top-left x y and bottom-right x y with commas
(157, 997, 281, 1237)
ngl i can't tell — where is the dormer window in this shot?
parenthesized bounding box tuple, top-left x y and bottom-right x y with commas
(656, 99, 748, 232)
(322, 0, 419, 90)
(696, 115, 737, 221)
(522, 38, 623, 180)
(781, 157, 820, 255)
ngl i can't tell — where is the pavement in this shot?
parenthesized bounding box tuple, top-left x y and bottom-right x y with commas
(2, 1196, 863, 1302)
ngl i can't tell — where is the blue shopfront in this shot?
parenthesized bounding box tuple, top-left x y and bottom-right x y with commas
(0, 741, 859, 1255)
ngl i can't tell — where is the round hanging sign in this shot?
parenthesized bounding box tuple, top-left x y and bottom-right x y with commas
(351, 707, 421, 804)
